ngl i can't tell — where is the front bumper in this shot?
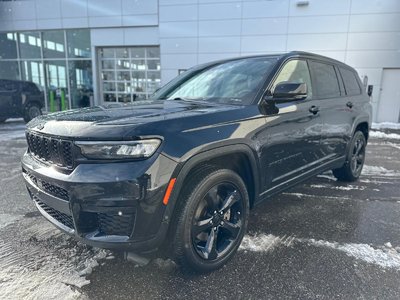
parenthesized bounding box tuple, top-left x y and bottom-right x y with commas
(21, 151, 177, 251)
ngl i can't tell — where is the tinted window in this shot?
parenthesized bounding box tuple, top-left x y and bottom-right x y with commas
(272, 59, 312, 99)
(309, 61, 340, 99)
(340, 67, 361, 96)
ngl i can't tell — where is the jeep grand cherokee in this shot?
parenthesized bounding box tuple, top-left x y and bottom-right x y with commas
(22, 51, 372, 272)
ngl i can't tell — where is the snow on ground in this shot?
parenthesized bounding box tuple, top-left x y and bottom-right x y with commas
(308, 239, 400, 270)
(369, 131, 400, 140)
(310, 184, 366, 191)
(362, 165, 400, 177)
(0, 220, 111, 300)
(372, 122, 400, 130)
(0, 121, 26, 141)
(241, 233, 400, 270)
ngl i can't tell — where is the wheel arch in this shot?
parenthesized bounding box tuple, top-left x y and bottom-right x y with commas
(164, 144, 260, 226)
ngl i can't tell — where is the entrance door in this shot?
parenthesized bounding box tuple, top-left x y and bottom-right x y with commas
(377, 69, 400, 122)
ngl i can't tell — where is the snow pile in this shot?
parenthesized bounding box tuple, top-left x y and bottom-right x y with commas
(369, 131, 400, 140)
(362, 165, 400, 177)
(240, 234, 295, 252)
(0, 220, 110, 300)
(240, 234, 282, 252)
(309, 239, 400, 270)
(310, 184, 366, 191)
(372, 122, 400, 130)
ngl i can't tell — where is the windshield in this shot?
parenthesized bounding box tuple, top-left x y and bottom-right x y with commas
(152, 57, 278, 105)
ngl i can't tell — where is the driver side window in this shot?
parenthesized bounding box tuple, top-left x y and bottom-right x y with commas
(272, 60, 312, 100)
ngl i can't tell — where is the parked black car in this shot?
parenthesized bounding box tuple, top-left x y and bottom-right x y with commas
(21, 51, 372, 272)
(0, 79, 44, 123)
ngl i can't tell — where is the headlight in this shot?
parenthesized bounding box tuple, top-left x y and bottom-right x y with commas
(76, 139, 161, 159)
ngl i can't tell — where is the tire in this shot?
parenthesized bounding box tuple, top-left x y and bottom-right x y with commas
(24, 103, 42, 123)
(332, 130, 366, 182)
(171, 167, 249, 273)
(0, 117, 7, 123)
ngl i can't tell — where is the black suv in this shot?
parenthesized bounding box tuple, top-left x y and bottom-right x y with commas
(0, 79, 44, 123)
(22, 52, 372, 272)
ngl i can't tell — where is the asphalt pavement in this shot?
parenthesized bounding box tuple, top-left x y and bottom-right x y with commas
(0, 118, 399, 300)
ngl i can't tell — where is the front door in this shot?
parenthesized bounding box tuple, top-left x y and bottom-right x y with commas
(258, 59, 324, 194)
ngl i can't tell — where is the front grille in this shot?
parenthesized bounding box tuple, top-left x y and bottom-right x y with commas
(98, 213, 134, 236)
(25, 171, 69, 201)
(33, 197, 74, 230)
(26, 131, 74, 168)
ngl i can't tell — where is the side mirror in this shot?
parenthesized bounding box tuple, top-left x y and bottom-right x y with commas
(270, 82, 307, 102)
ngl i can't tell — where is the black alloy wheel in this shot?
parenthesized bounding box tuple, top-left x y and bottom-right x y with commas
(172, 167, 249, 273)
(333, 130, 367, 182)
(350, 134, 365, 177)
(191, 182, 244, 261)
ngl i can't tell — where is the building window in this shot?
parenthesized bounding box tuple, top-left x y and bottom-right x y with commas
(98, 46, 161, 103)
(0, 29, 93, 112)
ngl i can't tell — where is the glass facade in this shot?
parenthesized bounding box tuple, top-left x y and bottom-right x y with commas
(0, 30, 93, 111)
(98, 46, 161, 103)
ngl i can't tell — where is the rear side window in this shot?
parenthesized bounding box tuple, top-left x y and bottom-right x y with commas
(339, 67, 361, 96)
(309, 61, 340, 99)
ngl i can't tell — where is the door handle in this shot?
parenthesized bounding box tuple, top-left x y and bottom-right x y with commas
(309, 105, 320, 115)
(346, 101, 353, 109)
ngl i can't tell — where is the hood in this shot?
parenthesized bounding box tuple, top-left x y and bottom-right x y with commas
(26, 100, 240, 139)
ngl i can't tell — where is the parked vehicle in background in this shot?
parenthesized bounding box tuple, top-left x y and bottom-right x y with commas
(0, 79, 44, 123)
(21, 51, 372, 272)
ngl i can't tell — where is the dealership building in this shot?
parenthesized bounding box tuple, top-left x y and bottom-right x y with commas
(0, 0, 399, 122)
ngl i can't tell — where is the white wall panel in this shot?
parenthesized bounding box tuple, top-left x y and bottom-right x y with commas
(161, 69, 179, 85)
(289, 0, 350, 16)
(287, 33, 347, 51)
(62, 17, 88, 29)
(91, 28, 124, 46)
(351, 0, 400, 14)
(242, 18, 288, 35)
(89, 16, 122, 28)
(61, 0, 88, 18)
(160, 0, 197, 5)
(122, 0, 158, 15)
(346, 51, 400, 68)
(199, 20, 241, 37)
(11, 1, 36, 20)
(349, 14, 400, 32)
(199, 37, 241, 53)
(88, 0, 121, 17)
(124, 27, 159, 45)
(160, 38, 198, 54)
(37, 19, 62, 30)
(242, 0, 289, 18)
(347, 32, 400, 51)
(36, 0, 61, 20)
(288, 15, 349, 34)
(199, 2, 242, 20)
(13, 20, 37, 31)
(198, 53, 239, 64)
(122, 15, 158, 26)
(161, 54, 197, 69)
(159, 21, 198, 38)
(241, 35, 286, 53)
(159, 4, 197, 22)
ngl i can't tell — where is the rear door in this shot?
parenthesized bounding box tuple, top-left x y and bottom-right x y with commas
(309, 60, 359, 160)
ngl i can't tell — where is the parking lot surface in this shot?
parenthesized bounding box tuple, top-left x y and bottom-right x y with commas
(1, 119, 399, 299)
